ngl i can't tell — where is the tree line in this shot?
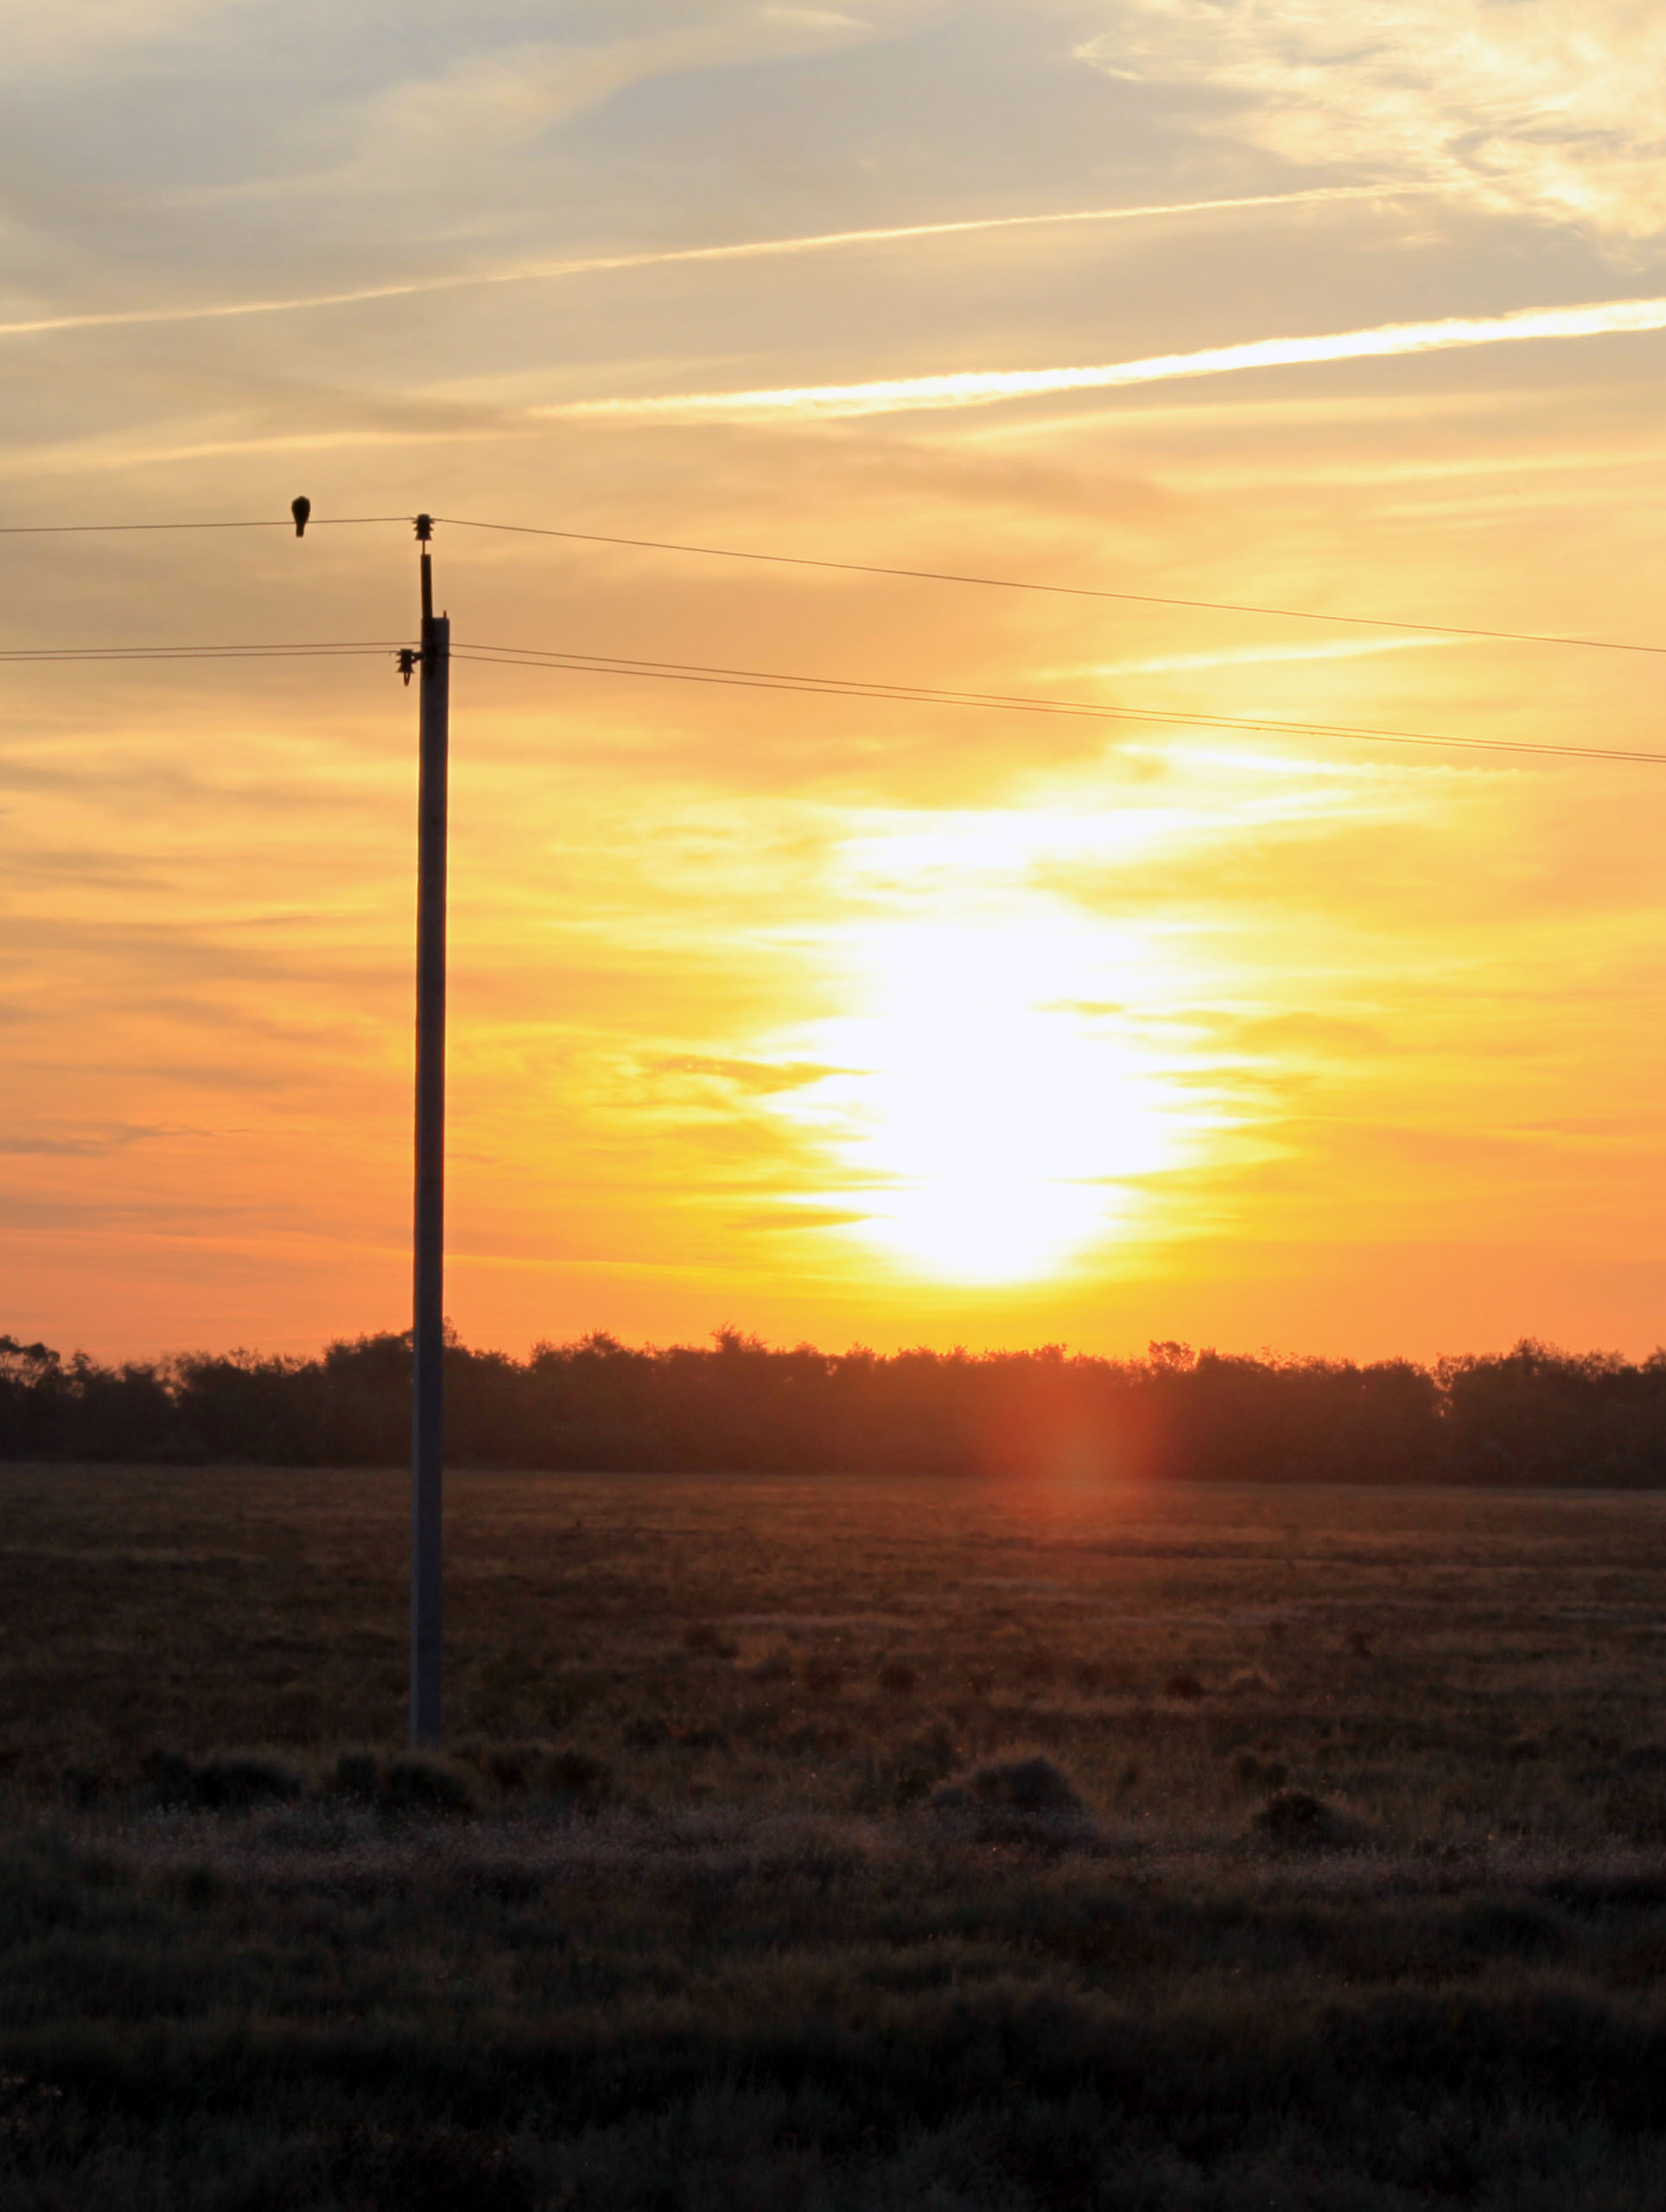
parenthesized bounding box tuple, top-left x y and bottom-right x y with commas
(5, 1327, 1666, 1484)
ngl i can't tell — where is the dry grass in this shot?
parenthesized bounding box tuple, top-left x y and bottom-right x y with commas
(4, 1465, 1666, 2205)
(6, 1464, 1666, 1847)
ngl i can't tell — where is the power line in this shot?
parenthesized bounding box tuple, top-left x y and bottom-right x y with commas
(6, 504, 1666, 660)
(436, 514, 1666, 660)
(0, 641, 406, 661)
(3, 625, 1657, 766)
(0, 517, 408, 535)
(451, 639, 1666, 768)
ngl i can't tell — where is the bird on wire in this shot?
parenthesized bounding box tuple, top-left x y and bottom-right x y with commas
(291, 495, 310, 537)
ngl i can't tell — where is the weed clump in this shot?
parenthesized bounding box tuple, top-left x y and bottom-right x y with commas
(1621, 1744, 1666, 1773)
(1233, 1750, 1290, 1791)
(544, 1747, 612, 1801)
(927, 1752, 1101, 1850)
(682, 1622, 738, 1659)
(143, 1751, 302, 1813)
(1252, 1788, 1366, 1851)
(330, 1751, 382, 1800)
(380, 1757, 475, 1818)
(59, 1764, 105, 1810)
(855, 1724, 961, 1811)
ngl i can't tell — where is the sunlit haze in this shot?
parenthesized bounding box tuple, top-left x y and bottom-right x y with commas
(5, 0, 1666, 1361)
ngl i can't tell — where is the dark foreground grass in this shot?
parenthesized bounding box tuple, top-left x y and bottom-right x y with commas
(3, 1466, 1666, 2207)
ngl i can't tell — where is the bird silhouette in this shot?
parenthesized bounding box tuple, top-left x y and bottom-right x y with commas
(291, 495, 311, 538)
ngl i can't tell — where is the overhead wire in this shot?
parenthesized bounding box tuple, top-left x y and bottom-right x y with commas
(3, 516, 1665, 765)
(3, 505, 1666, 658)
(434, 514, 1666, 660)
(0, 641, 408, 662)
(0, 629, 1656, 765)
(0, 518, 408, 534)
(449, 641, 1666, 769)
(1, 629, 1656, 765)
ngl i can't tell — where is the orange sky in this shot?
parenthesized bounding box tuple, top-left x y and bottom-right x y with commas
(5, 2, 1666, 1362)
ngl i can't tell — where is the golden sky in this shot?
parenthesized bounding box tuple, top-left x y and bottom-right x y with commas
(6, 0, 1666, 1361)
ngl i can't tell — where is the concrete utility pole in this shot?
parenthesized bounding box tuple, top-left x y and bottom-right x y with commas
(410, 513, 449, 1746)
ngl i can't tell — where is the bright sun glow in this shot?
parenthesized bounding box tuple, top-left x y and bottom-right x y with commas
(830, 925, 1180, 1281)
(775, 878, 1202, 1284)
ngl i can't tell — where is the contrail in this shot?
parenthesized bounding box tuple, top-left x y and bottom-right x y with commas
(541, 295, 1666, 422)
(0, 184, 1433, 340)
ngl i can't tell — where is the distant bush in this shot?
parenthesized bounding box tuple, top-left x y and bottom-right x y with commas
(1253, 1789, 1368, 1851)
(928, 1752, 1102, 1850)
(143, 1752, 302, 1813)
(380, 1757, 475, 1817)
(8, 1326, 1666, 1487)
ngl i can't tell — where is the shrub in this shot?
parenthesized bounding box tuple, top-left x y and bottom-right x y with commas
(143, 1751, 302, 1813)
(927, 1753, 1101, 1850)
(380, 1757, 475, 1816)
(480, 1746, 533, 1793)
(330, 1751, 381, 1799)
(542, 1748, 612, 1801)
(877, 1660, 917, 1696)
(1253, 1788, 1366, 1851)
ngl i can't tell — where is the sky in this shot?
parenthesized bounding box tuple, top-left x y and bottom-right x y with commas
(5, 0, 1666, 1363)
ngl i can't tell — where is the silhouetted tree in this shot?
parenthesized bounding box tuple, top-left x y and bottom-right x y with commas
(3, 1326, 1664, 1486)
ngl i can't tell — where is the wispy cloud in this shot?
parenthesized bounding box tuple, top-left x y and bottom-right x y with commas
(1083, 0, 1666, 242)
(1065, 635, 1464, 678)
(0, 184, 1431, 341)
(543, 294, 1666, 421)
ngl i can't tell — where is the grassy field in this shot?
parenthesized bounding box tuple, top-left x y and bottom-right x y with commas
(3, 1465, 1666, 2208)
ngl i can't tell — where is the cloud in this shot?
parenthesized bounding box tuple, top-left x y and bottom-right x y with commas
(1078, 0, 1666, 240)
(0, 0, 258, 73)
(646, 1053, 845, 1095)
(1065, 635, 1462, 677)
(340, 7, 886, 185)
(541, 292, 1666, 420)
(0, 184, 1424, 342)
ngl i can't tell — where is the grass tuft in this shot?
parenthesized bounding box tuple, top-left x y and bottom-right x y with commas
(1252, 1787, 1368, 1851)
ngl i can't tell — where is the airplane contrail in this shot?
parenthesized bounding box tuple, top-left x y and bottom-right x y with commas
(0, 184, 1434, 340)
(539, 295, 1666, 421)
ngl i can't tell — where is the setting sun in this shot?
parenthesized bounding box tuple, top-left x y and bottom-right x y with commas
(813, 925, 1185, 1283)
(776, 893, 1199, 1284)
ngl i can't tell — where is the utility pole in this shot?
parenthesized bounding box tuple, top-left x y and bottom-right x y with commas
(409, 513, 448, 1746)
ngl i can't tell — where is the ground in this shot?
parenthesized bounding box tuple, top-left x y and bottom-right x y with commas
(2, 1465, 1665, 2207)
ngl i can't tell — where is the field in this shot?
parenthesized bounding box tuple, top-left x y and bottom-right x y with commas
(3, 1465, 1666, 2208)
